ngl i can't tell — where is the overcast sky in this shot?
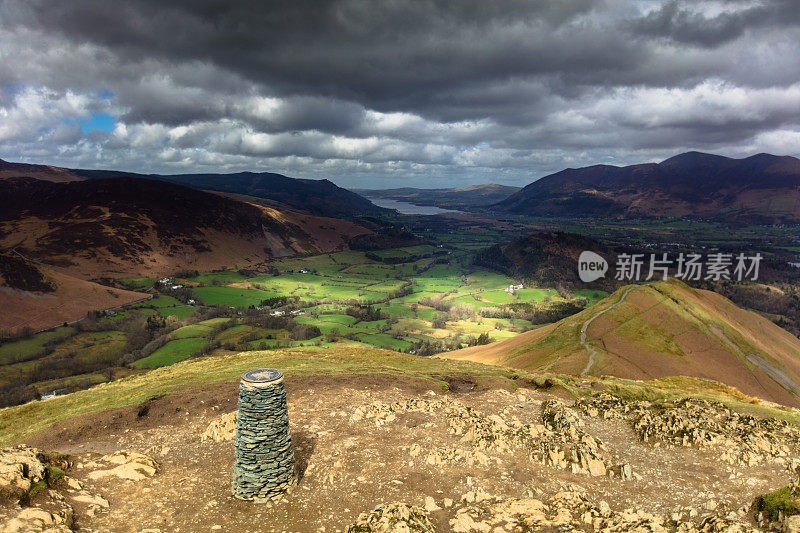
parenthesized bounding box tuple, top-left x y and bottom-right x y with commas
(1, 0, 799, 188)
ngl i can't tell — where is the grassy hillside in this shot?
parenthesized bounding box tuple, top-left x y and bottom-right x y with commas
(2, 346, 798, 447)
(444, 279, 800, 406)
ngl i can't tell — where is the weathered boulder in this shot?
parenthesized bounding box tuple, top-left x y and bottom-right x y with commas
(0, 507, 72, 533)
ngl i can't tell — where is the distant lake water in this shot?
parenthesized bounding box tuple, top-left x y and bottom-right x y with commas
(367, 197, 461, 215)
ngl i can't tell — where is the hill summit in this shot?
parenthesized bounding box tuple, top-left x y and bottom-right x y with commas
(2, 348, 800, 531)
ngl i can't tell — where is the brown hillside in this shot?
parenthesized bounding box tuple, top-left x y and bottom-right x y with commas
(209, 190, 371, 252)
(443, 280, 800, 407)
(0, 264, 146, 333)
(0, 158, 85, 182)
(0, 177, 371, 280)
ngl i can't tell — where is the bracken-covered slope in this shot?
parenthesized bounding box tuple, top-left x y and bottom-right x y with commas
(0, 158, 85, 183)
(0, 177, 370, 279)
(0, 254, 146, 333)
(495, 152, 800, 223)
(443, 279, 800, 407)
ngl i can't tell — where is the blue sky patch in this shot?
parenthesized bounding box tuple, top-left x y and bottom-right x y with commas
(76, 112, 116, 133)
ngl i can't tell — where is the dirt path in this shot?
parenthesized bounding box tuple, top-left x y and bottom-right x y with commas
(580, 285, 637, 375)
(711, 324, 800, 401)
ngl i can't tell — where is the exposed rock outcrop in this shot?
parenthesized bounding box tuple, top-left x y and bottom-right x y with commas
(577, 394, 800, 467)
(200, 411, 237, 443)
(87, 450, 159, 482)
(450, 490, 759, 533)
(354, 395, 633, 479)
(0, 446, 47, 497)
(0, 507, 72, 533)
(346, 502, 435, 532)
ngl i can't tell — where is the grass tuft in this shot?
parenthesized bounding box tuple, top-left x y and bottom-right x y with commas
(754, 486, 800, 521)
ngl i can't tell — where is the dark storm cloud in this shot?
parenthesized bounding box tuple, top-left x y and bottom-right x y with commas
(630, 0, 800, 47)
(0, 0, 799, 187)
(4, 1, 616, 104)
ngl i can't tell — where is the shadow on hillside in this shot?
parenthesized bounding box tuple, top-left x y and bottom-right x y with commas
(292, 430, 318, 481)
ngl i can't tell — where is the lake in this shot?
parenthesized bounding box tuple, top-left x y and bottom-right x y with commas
(366, 197, 461, 215)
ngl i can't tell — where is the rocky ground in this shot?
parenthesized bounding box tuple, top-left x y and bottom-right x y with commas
(1, 374, 800, 532)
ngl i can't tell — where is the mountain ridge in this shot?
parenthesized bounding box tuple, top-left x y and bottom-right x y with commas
(443, 279, 800, 407)
(495, 152, 800, 222)
(0, 158, 387, 220)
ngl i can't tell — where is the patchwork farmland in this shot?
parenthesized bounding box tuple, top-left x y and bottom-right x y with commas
(0, 239, 604, 406)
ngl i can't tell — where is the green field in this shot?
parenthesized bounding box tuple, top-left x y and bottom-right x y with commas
(118, 276, 156, 290)
(517, 288, 558, 302)
(170, 324, 213, 339)
(132, 338, 209, 369)
(184, 270, 248, 286)
(355, 333, 412, 351)
(130, 294, 194, 318)
(193, 286, 279, 307)
(574, 289, 609, 305)
(0, 327, 76, 365)
(315, 313, 358, 326)
(131, 295, 179, 308)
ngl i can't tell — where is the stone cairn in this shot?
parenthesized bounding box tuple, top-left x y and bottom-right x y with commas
(232, 368, 296, 502)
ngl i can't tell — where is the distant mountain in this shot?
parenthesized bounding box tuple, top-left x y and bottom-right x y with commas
(0, 158, 387, 220)
(71, 168, 388, 219)
(354, 184, 520, 209)
(495, 152, 800, 222)
(444, 279, 800, 407)
(156, 172, 390, 219)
